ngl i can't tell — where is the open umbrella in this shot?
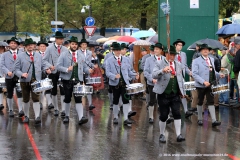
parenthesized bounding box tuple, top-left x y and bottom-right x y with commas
(216, 24, 240, 35)
(108, 36, 121, 40)
(116, 36, 136, 43)
(88, 40, 99, 46)
(146, 35, 158, 43)
(96, 37, 109, 43)
(0, 41, 8, 46)
(131, 30, 155, 38)
(103, 40, 129, 46)
(132, 40, 152, 45)
(87, 35, 105, 42)
(187, 38, 224, 50)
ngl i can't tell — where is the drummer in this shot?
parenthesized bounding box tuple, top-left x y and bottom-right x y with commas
(144, 43, 165, 123)
(192, 44, 224, 127)
(37, 40, 49, 109)
(120, 43, 137, 118)
(43, 31, 67, 116)
(57, 36, 93, 124)
(106, 43, 139, 125)
(0, 37, 24, 117)
(152, 46, 185, 143)
(15, 38, 51, 124)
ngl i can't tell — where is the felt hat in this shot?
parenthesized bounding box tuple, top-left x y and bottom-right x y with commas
(198, 43, 212, 51)
(173, 39, 185, 46)
(68, 36, 78, 43)
(112, 43, 121, 50)
(79, 38, 89, 45)
(121, 43, 129, 49)
(54, 31, 65, 38)
(149, 45, 155, 51)
(37, 40, 49, 46)
(24, 38, 36, 46)
(7, 37, 20, 45)
(164, 45, 177, 55)
(154, 43, 164, 50)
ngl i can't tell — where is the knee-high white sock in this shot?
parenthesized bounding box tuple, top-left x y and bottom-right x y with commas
(208, 105, 217, 122)
(197, 105, 203, 120)
(128, 100, 132, 112)
(7, 98, 13, 111)
(52, 95, 59, 110)
(109, 93, 113, 106)
(33, 102, 40, 118)
(119, 96, 123, 107)
(61, 96, 65, 111)
(23, 102, 30, 117)
(146, 94, 150, 104)
(0, 93, 3, 104)
(181, 98, 188, 113)
(113, 105, 119, 119)
(123, 104, 129, 121)
(17, 98, 23, 112)
(65, 103, 70, 117)
(45, 94, 52, 105)
(148, 106, 154, 119)
(159, 121, 166, 135)
(87, 95, 92, 106)
(76, 103, 83, 120)
(174, 119, 181, 136)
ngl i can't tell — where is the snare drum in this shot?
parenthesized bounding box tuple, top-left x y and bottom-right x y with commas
(211, 84, 229, 95)
(73, 84, 93, 96)
(126, 83, 144, 95)
(85, 77, 101, 84)
(0, 77, 6, 89)
(31, 78, 53, 93)
(16, 83, 21, 92)
(184, 81, 196, 91)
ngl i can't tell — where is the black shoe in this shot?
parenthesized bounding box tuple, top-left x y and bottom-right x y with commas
(35, 117, 41, 124)
(166, 117, 174, 124)
(9, 110, 14, 117)
(63, 116, 69, 123)
(110, 105, 113, 110)
(177, 134, 185, 142)
(48, 103, 54, 109)
(197, 120, 203, 126)
(0, 104, 4, 111)
(128, 111, 136, 118)
(23, 116, 29, 123)
(113, 118, 118, 124)
(188, 107, 197, 112)
(212, 121, 221, 127)
(54, 110, 59, 116)
(78, 117, 88, 125)
(159, 134, 166, 143)
(89, 105, 95, 111)
(18, 110, 24, 117)
(149, 118, 154, 124)
(40, 103, 43, 110)
(185, 111, 193, 118)
(61, 111, 65, 117)
(124, 119, 132, 125)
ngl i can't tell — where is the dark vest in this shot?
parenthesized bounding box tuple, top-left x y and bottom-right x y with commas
(164, 77, 179, 94)
(70, 64, 79, 81)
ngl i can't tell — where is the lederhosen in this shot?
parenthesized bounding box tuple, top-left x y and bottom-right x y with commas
(5, 50, 22, 99)
(196, 57, 216, 106)
(45, 45, 64, 96)
(62, 52, 82, 104)
(110, 57, 129, 105)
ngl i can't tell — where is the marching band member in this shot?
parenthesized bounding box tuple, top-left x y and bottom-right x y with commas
(0, 37, 24, 117)
(106, 43, 139, 125)
(43, 31, 67, 116)
(120, 43, 136, 118)
(37, 40, 49, 109)
(173, 39, 193, 118)
(79, 39, 96, 111)
(57, 36, 93, 124)
(144, 43, 165, 123)
(152, 46, 185, 143)
(192, 44, 223, 127)
(0, 42, 6, 110)
(15, 38, 51, 124)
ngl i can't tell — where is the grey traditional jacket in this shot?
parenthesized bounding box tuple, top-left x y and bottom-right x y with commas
(102, 51, 114, 69)
(175, 51, 191, 77)
(78, 49, 94, 70)
(140, 54, 151, 71)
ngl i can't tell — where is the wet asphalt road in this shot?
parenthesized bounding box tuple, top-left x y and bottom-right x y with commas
(0, 90, 239, 160)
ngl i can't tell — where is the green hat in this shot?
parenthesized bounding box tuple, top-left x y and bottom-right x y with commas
(112, 43, 121, 50)
(69, 36, 78, 43)
(54, 31, 65, 38)
(24, 38, 36, 46)
(199, 43, 212, 51)
(141, 47, 147, 51)
(164, 45, 177, 55)
(149, 45, 155, 51)
(110, 42, 118, 47)
(173, 39, 185, 46)
(121, 43, 129, 49)
(154, 43, 164, 50)
(7, 37, 20, 45)
(37, 40, 48, 47)
(79, 38, 89, 45)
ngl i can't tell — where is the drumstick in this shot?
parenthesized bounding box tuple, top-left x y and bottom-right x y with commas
(85, 61, 94, 70)
(114, 64, 119, 74)
(22, 62, 32, 79)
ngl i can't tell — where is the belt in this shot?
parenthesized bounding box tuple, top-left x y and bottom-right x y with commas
(170, 75, 176, 78)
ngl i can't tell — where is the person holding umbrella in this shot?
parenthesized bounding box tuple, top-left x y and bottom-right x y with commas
(173, 39, 193, 118)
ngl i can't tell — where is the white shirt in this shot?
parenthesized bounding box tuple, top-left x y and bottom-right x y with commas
(55, 43, 61, 49)
(155, 55, 161, 61)
(81, 49, 87, 57)
(69, 50, 78, 61)
(115, 55, 121, 61)
(10, 49, 17, 54)
(202, 56, 211, 66)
